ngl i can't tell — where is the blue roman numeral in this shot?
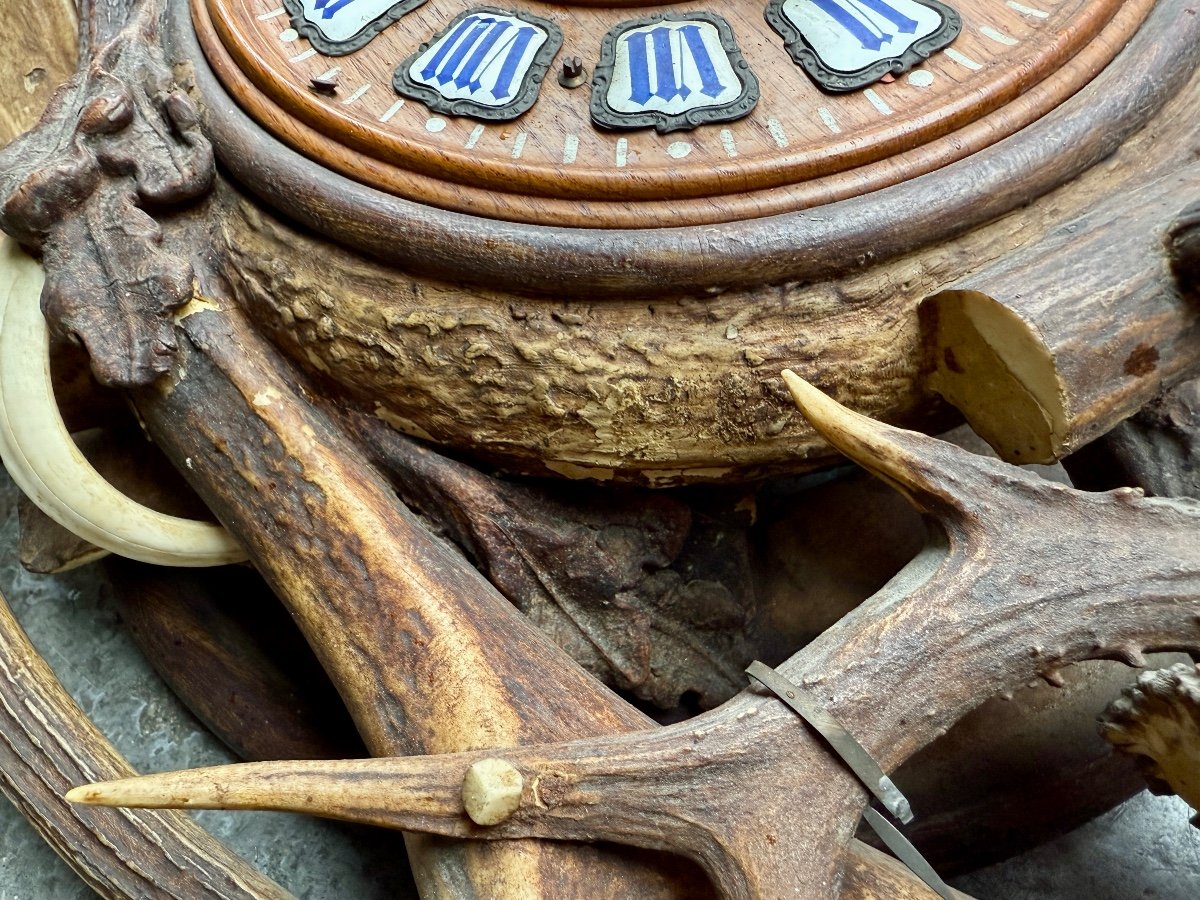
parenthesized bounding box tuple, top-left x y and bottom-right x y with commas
(625, 24, 726, 106)
(314, 0, 358, 20)
(420, 15, 538, 101)
(809, 0, 920, 51)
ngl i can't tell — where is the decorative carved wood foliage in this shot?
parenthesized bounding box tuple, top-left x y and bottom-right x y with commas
(0, 0, 213, 387)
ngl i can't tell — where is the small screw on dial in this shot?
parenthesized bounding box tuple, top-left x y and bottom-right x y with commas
(558, 56, 588, 89)
(310, 74, 339, 96)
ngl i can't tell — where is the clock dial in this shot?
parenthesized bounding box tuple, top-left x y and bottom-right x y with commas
(195, 0, 1153, 226)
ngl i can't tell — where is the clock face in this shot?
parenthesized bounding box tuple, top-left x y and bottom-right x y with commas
(194, 0, 1152, 227)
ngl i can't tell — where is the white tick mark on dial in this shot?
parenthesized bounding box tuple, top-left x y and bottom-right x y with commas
(767, 117, 789, 149)
(980, 25, 1019, 45)
(563, 135, 579, 164)
(379, 99, 405, 123)
(945, 48, 983, 71)
(864, 88, 893, 116)
(817, 107, 841, 133)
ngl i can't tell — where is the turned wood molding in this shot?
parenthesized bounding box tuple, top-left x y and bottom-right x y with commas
(171, 0, 1200, 297)
(192, 0, 1149, 227)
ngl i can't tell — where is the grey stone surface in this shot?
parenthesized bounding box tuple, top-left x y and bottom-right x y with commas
(0, 469, 413, 899)
(0, 464, 1198, 898)
(954, 792, 1200, 899)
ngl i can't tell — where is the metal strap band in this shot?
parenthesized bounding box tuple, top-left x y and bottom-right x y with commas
(862, 808, 958, 900)
(746, 661, 912, 823)
(746, 661, 957, 899)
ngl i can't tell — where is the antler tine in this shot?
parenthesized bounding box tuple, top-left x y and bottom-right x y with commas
(64, 722, 780, 899)
(68, 756, 475, 835)
(782, 370, 991, 519)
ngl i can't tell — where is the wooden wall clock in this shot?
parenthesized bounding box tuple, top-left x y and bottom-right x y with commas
(179, 0, 1198, 484)
(0, 0, 1197, 898)
(197, 0, 1146, 226)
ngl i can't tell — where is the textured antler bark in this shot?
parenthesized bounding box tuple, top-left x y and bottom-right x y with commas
(125, 282, 706, 897)
(79, 0, 145, 59)
(1099, 662, 1200, 815)
(1064, 375, 1200, 498)
(347, 408, 757, 710)
(76, 373, 1200, 897)
(0, 0, 213, 386)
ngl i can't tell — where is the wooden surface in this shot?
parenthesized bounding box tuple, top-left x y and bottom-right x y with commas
(196, 0, 1148, 226)
(202, 48, 1200, 483)
(177, 0, 1200, 299)
(0, 0, 77, 146)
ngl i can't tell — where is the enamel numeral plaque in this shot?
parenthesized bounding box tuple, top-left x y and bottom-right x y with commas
(765, 0, 961, 92)
(590, 13, 759, 134)
(283, 0, 428, 56)
(393, 7, 562, 122)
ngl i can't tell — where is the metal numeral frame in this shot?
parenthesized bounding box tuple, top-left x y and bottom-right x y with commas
(392, 6, 563, 123)
(282, 0, 429, 57)
(590, 12, 760, 135)
(765, 0, 962, 92)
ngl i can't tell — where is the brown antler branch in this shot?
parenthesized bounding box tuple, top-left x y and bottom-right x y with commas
(0, 587, 290, 898)
(0, 0, 213, 386)
(75, 373, 1200, 896)
(923, 165, 1200, 464)
(347, 408, 757, 711)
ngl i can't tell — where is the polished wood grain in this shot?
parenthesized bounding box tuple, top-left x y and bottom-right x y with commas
(176, 0, 1200, 297)
(195, 0, 1149, 226)
(173, 0, 1200, 482)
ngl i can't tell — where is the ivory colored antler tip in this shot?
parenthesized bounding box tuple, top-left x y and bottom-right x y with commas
(780, 370, 844, 426)
(65, 783, 118, 805)
(65, 777, 192, 809)
(779, 368, 809, 399)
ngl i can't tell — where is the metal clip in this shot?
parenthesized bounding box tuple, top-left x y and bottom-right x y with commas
(746, 661, 912, 822)
(863, 808, 959, 900)
(746, 661, 958, 899)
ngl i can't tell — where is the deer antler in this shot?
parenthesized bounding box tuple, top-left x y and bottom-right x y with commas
(72, 373, 1200, 897)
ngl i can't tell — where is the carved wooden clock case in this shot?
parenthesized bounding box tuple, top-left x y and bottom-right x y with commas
(0, 0, 1198, 897)
(183, 0, 1197, 484)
